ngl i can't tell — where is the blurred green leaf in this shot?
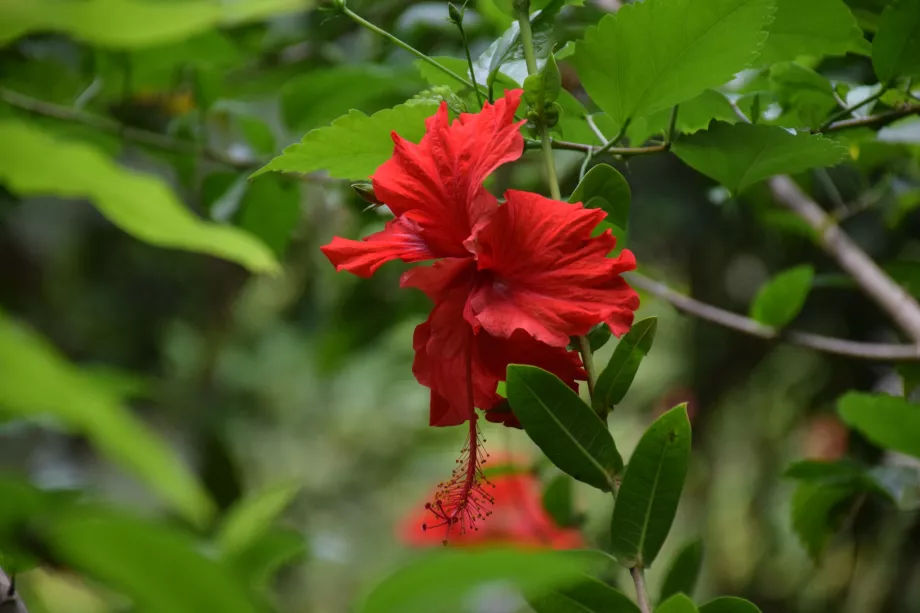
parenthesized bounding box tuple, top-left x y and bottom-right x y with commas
(360, 548, 592, 613)
(218, 480, 300, 557)
(229, 526, 306, 592)
(528, 576, 640, 613)
(507, 365, 622, 491)
(252, 102, 438, 180)
(659, 539, 704, 601)
(790, 482, 854, 560)
(593, 317, 657, 414)
(872, 0, 920, 82)
(610, 405, 691, 568)
(899, 363, 920, 397)
(698, 597, 763, 613)
(571, 0, 773, 124)
(238, 175, 300, 258)
(237, 115, 276, 156)
(0, 119, 278, 275)
(542, 474, 577, 528)
(749, 265, 814, 327)
(769, 63, 837, 128)
(569, 164, 631, 230)
(586, 323, 614, 353)
(0, 310, 214, 526)
(657, 593, 699, 613)
(49, 510, 257, 613)
(0, 0, 312, 49)
(672, 123, 847, 194)
(757, 0, 869, 65)
(838, 392, 920, 459)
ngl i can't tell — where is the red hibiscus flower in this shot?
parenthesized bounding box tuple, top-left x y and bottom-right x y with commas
(322, 90, 638, 538)
(401, 460, 584, 549)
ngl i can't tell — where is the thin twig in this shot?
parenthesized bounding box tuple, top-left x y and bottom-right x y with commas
(630, 567, 653, 613)
(626, 271, 920, 361)
(820, 104, 920, 133)
(819, 88, 887, 132)
(525, 138, 667, 156)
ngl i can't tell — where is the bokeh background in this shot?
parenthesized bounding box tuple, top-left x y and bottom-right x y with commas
(1, 1, 919, 612)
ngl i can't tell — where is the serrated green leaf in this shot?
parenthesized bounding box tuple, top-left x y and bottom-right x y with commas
(659, 539, 704, 601)
(699, 597, 762, 613)
(593, 318, 657, 413)
(657, 593, 699, 613)
(238, 175, 300, 258)
(757, 0, 870, 65)
(252, 102, 438, 180)
(626, 90, 740, 145)
(769, 63, 837, 128)
(610, 405, 691, 568)
(672, 122, 847, 194)
(569, 164, 631, 230)
(542, 474, 577, 528)
(0, 0, 312, 49)
(0, 119, 278, 274)
(507, 365, 623, 491)
(838, 392, 920, 459)
(872, 0, 920, 82)
(528, 576, 640, 613)
(571, 0, 774, 124)
(361, 549, 592, 613)
(218, 481, 301, 557)
(749, 265, 814, 327)
(790, 481, 854, 560)
(0, 310, 214, 526)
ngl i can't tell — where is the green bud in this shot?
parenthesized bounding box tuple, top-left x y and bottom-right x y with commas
(352, 182, 384, 207)
(448, 2, 464, 25)
(543, 101, 562, 128)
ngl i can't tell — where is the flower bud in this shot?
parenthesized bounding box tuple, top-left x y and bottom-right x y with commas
(448, 2, 464, 25)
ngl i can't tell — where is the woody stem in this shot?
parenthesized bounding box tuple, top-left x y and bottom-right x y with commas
(630, 567, 653, 613)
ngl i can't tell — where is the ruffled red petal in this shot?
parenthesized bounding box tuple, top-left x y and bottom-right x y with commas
(372, 92, 525, 257)
(320, 216, 434, 278)
(468, 190, 640, 346)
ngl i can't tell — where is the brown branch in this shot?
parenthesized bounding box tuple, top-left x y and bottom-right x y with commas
(821, 103, 920, 133)
(525, 138, 667, 156)
(626, 272, 920, 361)
(768, 176, 920, 344)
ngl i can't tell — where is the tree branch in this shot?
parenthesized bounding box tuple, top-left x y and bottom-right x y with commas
(524, 138, 667, 156)
(625, 271, 920, 361)
(767, 176, 920, 344)
(820, 103, 920, 133)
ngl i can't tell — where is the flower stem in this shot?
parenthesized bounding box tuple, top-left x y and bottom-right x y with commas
(576, 335, 597, 397)
(453, 10, 484, 107)
(630, 567, 653, 613)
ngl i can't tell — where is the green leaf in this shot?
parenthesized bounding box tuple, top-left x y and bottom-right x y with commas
(769, 63, 837, 128)
(698, 597, 762, 613)
(790, 481, 854, 560)
(757, 0, 870, 65)
(542, 474, 577, 528)
(507, 365, 623, 491)
(569, 164, 631, 230)
(49, 510, 257, 613)
(625, 90, 740, 145)
(899, 363, 920, 398)
(238, 175, 300, 258)
(528, 576, 640, 613)
(217, 481, 301, 557)
(0, 310, 214, 526)
(872, 0, 920, 82)
(657, 593, 699, 613)
(252, 101, 438, 180)
(229, 527, 306, 592)
(586, 323, 614, 352)
(749, 265, 814, 327)
(571, 0, 774, 124)
(659, 539, 704, 601)
(610, 405, 692, 568)
(0, 0, 312, 49)
(360, 548, 592, 613)
(838, 392, 920, 459)
(593, 317, 657, 413)
(524, 54, 562, 107)
(0, 119, 278, 275)
(672, 122, 847, 194)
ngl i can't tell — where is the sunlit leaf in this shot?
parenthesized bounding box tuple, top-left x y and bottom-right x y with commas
(872, 0, 920, 82)
(838, 392, 920, 459)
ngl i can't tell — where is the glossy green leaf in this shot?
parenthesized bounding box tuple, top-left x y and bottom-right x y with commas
(507, 365, 622, 491)
(872, 0, 920, 82)
(252, 101, 438, 180)
(0, 120, 278, 275)
(571, 0, 774, 124)
(360, 548, 591, 613)
(542, 474, 577, 528)
(569, 164, 631, 230)
(757, 0, 870, 65)
(749, 265, 814, 327)
(769, 63, 837, 128)
(838, 392, 920, 459)
(659, 539, 704, 601)
(528, 576, 640, 613)
(657, 593, 699, 613)
(238, 175, 300, 258)
(699, 597, 762, 613)
(0, 310, 214, 526)
(593, 317, 657, 413)
(790, 482, 854, 560)
(0, 0, 312, 48)
(217, 481, 301, 557)
(610, 405, 692, 568)
(49, 510, 257, 613)
(672, 122, 847, 194)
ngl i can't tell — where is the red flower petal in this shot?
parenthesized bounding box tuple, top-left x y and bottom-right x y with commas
(468, 190, 640, 346)
(320, 216, 434, 278)
(372, 92, 525, 257)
